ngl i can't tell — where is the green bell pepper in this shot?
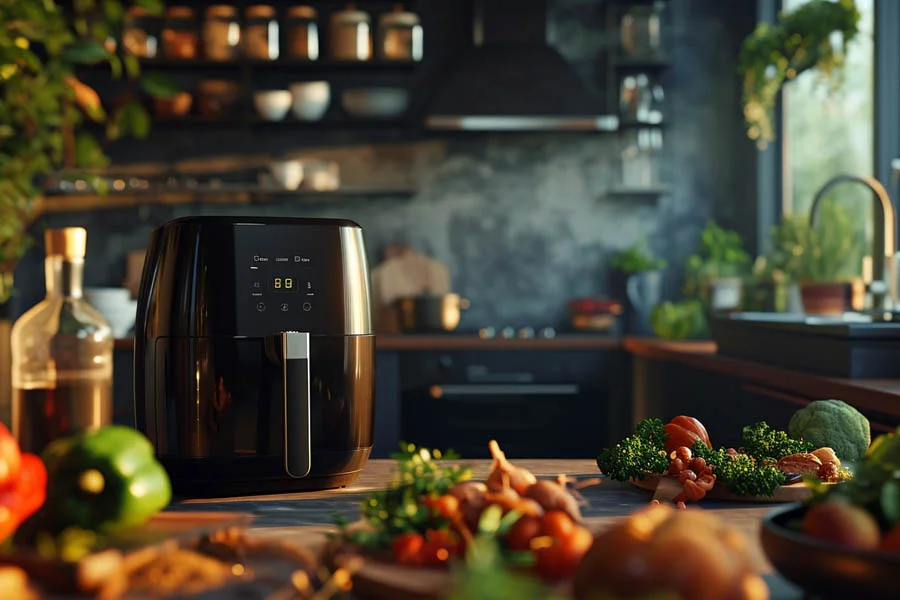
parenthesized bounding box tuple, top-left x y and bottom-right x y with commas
(41, 425, 172, 533)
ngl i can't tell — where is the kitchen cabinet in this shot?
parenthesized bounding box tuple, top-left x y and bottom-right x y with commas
(373, 351, 401, 458)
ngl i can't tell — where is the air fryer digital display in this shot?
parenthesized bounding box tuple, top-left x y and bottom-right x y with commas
(232, 223, 344, 336)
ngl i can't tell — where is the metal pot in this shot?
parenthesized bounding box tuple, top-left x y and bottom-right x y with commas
(394, 294, 471, 333)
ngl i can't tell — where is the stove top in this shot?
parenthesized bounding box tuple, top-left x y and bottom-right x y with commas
(397, 327, 616, 339)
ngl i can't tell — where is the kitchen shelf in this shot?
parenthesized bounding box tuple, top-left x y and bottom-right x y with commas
(613, 57, 672, 71)
(35, 187, 417, 214)
(137, 58, 420, 72)
(606, 185, 670, 199)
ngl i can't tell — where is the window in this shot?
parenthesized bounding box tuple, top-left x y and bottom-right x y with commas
(781, 0, 875, 271)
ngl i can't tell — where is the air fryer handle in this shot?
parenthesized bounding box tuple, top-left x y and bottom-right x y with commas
(276, 331, 312, 478)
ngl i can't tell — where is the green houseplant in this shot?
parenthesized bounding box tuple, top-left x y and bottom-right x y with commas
(0, 0, 173, 304)
(771, 200, 860, 314)
(737, 0, 861, 149)
(683, 221, 752, 312)
(610, 239, 668, 336)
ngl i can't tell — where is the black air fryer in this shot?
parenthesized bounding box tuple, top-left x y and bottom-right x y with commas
(133, 216, 375, 496)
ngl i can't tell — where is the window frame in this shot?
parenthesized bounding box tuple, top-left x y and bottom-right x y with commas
(757, 0, 898, 247)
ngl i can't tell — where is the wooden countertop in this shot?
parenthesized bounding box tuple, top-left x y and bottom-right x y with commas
(115, 334, 621, 352)
(623, 337, 900, 416)
(180, 459, 802, 598)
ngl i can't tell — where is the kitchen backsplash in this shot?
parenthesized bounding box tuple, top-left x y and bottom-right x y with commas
(10, 0, 758, 329)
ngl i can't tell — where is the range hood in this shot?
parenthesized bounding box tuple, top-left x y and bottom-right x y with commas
(425, 0, 617, 132)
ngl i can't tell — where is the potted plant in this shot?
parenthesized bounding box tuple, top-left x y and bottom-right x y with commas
(610, 239, 667, 335)
(683, 221, 753, 313)
(781, 199, 860, 315)
(737, 0, 861, 149)
(744, 256, 792, 313)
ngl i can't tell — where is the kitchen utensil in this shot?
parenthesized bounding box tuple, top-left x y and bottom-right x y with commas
(268, 159, 304, 190)
(762, 503, 900, 600)
(253, 90, 293, 121)
(394, 294, 470, 333)
(85, 287, 138, 339)
(134, 216, 375, 496)
(626, 270, 662, 334)
(341, 87, 408, 119)
(328, 4, 372, 61)
(289, 81, 331, 121)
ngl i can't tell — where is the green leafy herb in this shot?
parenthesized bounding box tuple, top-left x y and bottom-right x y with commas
(692, 441, 789, 497)
(339, 442, 471, 548)
(740, 421, 813, 463)
(596, 418, 668, 481)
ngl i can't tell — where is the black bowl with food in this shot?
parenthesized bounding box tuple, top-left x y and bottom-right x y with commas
(761, 503, 900, 600)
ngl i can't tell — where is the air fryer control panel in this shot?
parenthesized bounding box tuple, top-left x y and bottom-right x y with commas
(233, 224, 341, 336)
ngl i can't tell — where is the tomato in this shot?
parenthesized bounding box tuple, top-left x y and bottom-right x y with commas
(534, 525, 594, 580)
(880, 525, 900, 553)
(436, 494, 459, 519)
(541, 511, 575, 539)
(504, 515, 543, 551)
(664, 416, 712, 453)
(0, 424, 21, 489)
(392, 532, 425, 565)
(419, 529, 459, 566)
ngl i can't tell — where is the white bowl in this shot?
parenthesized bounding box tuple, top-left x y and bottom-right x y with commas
(85, 288, 137, 338)
(341, 87, 409, 119)
(289, 81, 331, 121)
(268, 159, 304, 190)
(253, 90, 293, 121)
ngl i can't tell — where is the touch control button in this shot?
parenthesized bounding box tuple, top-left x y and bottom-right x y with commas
(280, 303, 289, 312)
(256, 302, 266, 312)
(302, 302, 312, 312)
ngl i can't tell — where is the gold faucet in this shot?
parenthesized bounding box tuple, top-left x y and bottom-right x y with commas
(809, 174, 896, 310)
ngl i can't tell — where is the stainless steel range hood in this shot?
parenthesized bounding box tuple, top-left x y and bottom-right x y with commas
(425, 0, 617, 132)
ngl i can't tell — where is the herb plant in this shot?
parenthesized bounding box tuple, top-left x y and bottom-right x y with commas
(596, 418, 669, 481)
(738, 0, 861, 148)
(740, 421, 814, 464)
(609, 239, 667, 274)
(691, 442, 789, 498)
(0, 0, 176, 301)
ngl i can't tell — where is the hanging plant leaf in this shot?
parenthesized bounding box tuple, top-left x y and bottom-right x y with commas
(140, 71, 180, 99)
(133, 0, 165, 15)
(61, 39, 108, 64)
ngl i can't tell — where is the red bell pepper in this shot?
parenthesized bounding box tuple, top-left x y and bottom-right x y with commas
(663, 415, 712, 453)
(0, 424, 21, 489)
(0, 453, 47, 542)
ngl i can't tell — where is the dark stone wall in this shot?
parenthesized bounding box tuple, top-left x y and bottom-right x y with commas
(11, 0, 760, 330)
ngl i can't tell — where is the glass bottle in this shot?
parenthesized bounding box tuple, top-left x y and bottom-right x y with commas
(244, 5, 280, 61)
(377, 4, 423, 61)
(11, 228, 114, 455)
(285, 5, 320, 60)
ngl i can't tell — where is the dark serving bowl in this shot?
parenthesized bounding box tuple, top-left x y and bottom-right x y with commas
(761, 503, 900, 600)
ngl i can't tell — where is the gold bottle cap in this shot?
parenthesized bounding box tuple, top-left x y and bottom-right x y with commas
(45, 227, 87, 260)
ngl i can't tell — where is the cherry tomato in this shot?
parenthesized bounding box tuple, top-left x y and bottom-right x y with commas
(504, 515, 543, 551)
(541, 510, 575, 540)
(392, 532, 425, 565)
(420, 495, 440, 511)
(534, 526, 594, 580)
(0, 425, 21, 490)
(436, 494, 459, 519)
(419, 529, 459, 566)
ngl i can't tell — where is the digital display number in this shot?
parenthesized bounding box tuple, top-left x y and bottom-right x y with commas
(271, 277, 298, 293)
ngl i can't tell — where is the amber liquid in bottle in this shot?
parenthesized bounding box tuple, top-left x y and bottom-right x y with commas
(11, 228, 113, 454)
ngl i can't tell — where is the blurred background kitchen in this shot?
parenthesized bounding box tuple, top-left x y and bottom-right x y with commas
(2, 0, 891, 458)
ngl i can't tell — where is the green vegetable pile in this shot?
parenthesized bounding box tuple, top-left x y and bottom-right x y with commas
(338, 442, 471, 548)
(789, 399, 871, 463)
(598, 418, 817, 497)
(596, 418, 669, 481)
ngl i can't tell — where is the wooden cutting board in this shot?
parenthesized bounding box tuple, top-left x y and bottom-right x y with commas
(631, 473, 828, 503)
(0, 511, 253, 597)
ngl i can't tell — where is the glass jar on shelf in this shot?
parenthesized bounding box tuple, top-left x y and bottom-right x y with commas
(122, 5, 160, 58)
(203, 5, 241, 61)
(244, 5, 280, 61)
(10, 228, 114, 455)
(328, 3, 372, 61)
(620, 2, 663, 58)
(619, 73, 665, 125)
(620, 127, 664, 188)
(285, 5, 320, 60)
(162, 6, 199, 60)
(377, 4, 423, 62)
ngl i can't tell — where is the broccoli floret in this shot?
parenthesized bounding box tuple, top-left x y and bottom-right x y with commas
(692, 441, 789, 497)
(741, 421, 813, 463)
(597, 418, 668, 481)
(789, 399, 871, 463)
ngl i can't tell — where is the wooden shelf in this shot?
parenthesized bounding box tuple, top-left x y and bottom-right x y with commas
(35, 188, 417, 214)
(137, 58, 420, 72)
(149, 116, 421, 129)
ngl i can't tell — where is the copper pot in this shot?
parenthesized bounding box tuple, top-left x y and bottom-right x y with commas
(394, 294, 470, 333)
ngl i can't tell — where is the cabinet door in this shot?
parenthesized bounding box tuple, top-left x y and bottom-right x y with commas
(372, 351, 401, 458)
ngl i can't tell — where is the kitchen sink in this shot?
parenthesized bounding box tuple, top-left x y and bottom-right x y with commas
(711, 311, 900, 379)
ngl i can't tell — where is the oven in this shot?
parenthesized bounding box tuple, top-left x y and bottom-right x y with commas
(399, 349, 610, 459)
